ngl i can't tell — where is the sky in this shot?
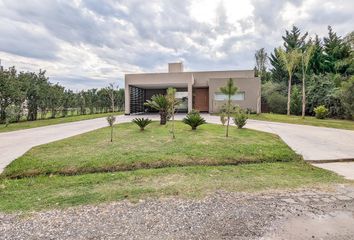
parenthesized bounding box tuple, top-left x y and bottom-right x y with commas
(0, 0, 353, 90)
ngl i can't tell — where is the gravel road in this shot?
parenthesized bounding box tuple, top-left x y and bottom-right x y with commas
(1, 185, 354, 240)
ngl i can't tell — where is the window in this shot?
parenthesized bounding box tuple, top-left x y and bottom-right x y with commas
(214, 92, 245, 101)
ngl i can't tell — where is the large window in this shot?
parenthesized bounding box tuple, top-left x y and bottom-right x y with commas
(214, 92, 245, 101)
(175, 91, 188, 112)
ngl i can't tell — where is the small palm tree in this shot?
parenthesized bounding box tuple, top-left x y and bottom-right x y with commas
(132, 118, 152, 131)
(278, 48, 301, 115)
(144, 94, 169, 125)
(220, 78, 238, 137)
(182, 111, 206, 130)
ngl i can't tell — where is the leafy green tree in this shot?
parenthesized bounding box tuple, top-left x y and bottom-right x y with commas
(255, 48, 268, 82)
(0, 67, 21, 123)
(340, 76, 354, 119)
(220, 78, 238, 137)
(278, 48, 302, 115)
(308, 35, 326, 75)
(323, 26, 351, 75)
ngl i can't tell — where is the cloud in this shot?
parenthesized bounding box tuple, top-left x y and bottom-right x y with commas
(0, 0, 352, 90)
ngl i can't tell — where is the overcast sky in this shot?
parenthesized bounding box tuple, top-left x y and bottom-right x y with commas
(0, 0, 353, 90)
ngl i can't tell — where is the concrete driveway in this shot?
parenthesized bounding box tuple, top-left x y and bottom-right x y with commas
(0, 114, 353, 179)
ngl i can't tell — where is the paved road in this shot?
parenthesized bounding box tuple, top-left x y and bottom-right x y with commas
(1, 114, 354, 179)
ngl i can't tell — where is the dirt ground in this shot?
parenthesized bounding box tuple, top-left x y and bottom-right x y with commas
(1, 184, 354, 240)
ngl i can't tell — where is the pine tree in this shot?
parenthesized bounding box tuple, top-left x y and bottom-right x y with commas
(282, 26, 308, 51)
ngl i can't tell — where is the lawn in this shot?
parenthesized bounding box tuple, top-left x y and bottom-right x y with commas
(0, 162, 346, 212)
(2, 122, 301, 178)
(0, 112, 122, 133)
(249, 113, 354, 131)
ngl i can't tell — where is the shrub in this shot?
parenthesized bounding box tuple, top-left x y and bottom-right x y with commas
(233, 108, 248, 128)
(220, 112, 227, 125)
(340, 76, 354, 119)
(182, 110, 206, 130)
(132, 118, 152, 131)
(290, 85, 302, 115)
(314, 105, 328, 119)
(267, 92, 287, 114)
(307, 74, 346, 118)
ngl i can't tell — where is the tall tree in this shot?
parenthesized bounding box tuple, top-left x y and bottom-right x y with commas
(323, 26, 351, 75)
(282, 25, 308, 51)
(278, 48, 302, 115)
(255, 48, 268, 81)
(301, 44, 315, 118)
(308, 35, 326, 75)
(220, 78, 238, 137)
(269, 48, 288, 83)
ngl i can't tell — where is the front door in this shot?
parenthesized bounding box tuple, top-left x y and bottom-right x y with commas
(193, 88, 209, 112)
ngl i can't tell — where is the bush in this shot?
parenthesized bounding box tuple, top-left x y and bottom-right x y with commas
(220, 112, 227, 125)
(340, 76, 354, 119)
(233, 108, 248, 128)
(132, 118, 152, 131)
(182, 110, 206, 130)
(267, 92, 287, 114)
(307, 74, 346, 118)
(314, 105, 328, 119)
(290, 85, 302, 115)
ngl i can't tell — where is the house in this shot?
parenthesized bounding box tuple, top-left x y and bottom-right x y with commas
(124, 62, 261, 114)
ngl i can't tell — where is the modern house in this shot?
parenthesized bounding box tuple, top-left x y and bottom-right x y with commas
(124, 62, 261, 114)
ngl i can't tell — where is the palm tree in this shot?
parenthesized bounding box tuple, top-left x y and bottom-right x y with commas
(301, 44, 315, 119)
(278, 48, 301, 115)
(144, 94, 169, 125)
(220, 78, 238, 137)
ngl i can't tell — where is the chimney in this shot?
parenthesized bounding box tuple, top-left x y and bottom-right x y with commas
(168, 62, 183, 73)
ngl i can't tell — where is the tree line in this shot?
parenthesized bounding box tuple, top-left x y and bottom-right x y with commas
(255, 26, 353, 119)
(0, 67, 124, 125)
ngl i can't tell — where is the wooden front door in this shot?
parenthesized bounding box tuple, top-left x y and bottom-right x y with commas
(193, 88, 209, 112)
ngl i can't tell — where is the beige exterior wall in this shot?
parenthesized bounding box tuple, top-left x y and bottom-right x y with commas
(208, 77, 261, 113)
(168, 62, 183, 72)
(124, 67, 260, 114)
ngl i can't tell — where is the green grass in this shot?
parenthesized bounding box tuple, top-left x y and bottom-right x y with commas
(0, 162, 347, 212)
(249, 113, 354, 131)
(0, 112, 122, 133)
(2, 122, 301, 178)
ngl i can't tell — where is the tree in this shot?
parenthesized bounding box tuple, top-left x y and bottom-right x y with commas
(220, 78, 238, 137)
(308, 35, 326, 75)
(301, 44, 315, 118)
(106, 83, 117, 142)
(255, 48, 268, 82)
(166, 87, 180, 139)
(323, 26, 351, 75)
(282, 25, 308, 51)
(269, 48, 288, 83)
(340, 76, 354, 119)
(278, 48, 301, 115)
(144, 94, 170, 125)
